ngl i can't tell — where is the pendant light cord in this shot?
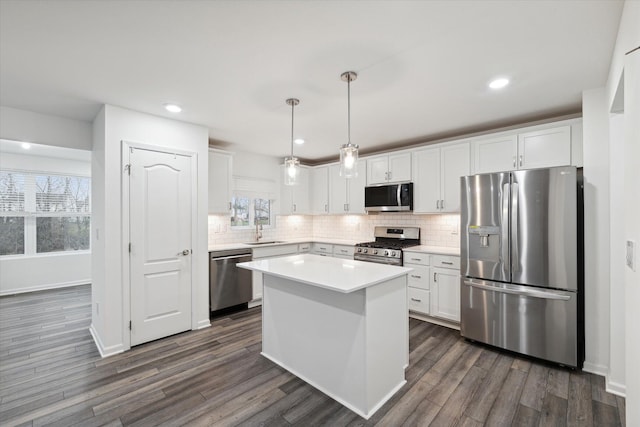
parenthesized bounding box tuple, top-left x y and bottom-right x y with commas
(290, 101, 294, 157)
(347, 75, 351, 145)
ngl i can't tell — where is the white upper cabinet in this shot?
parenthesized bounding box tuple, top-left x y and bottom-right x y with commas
(310, 166, 329, 215)
(413, 143, 470, 213)
(208, 149, 232, 214)
(280, 166, 310, 215)
(366, 152, 412, 185)
(517, 126, 571, 170)
(472, 125, 571, 174)
(329, 162, 366, 214)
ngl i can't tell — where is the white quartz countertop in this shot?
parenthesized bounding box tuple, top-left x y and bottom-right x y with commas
(208, 238, 361, 252)
(403, 245, 460, 256)
(238, 254, 412, 294)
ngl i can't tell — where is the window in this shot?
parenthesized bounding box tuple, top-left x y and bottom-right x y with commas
(230, 194, 272, 228)
(0, 171, 91, 256)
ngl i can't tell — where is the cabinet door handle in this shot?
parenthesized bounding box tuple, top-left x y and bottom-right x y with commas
(513, 156, 516, 168)
(325, 204, 328, 212)
(228, 202, 232, 211)
(434, 272, 437, 282)
(410, 274, 422, 279)
(293, 204, 296, 212)
(441, 261, 453, 265)
(519, 155, 523, 167)
(410, 298, 422, 302)
(388, 171, 392, 180)
(440, 199, 444, 210)
(436, 200, 440, 209)
(410, 258, 422, 262)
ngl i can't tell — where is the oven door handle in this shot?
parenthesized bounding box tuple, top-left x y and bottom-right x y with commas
(464, 279, 571, 301)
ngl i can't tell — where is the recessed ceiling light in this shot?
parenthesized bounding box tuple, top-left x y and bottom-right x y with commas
(21, 142, 31, 149)
(489, 78, 510, 89)
(294, 138, 305, 145)
(164, 103, 182, 113)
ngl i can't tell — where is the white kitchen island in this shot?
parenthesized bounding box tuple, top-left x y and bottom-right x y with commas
(238, 254, 412, 419)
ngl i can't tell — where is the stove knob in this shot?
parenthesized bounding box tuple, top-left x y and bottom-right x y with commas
(356, 248, 361, 253)
(373, 249, 378, 255)
(384, 250, 390, 256)
(391, 251, 397, 257)
(363, 249, 368, 254)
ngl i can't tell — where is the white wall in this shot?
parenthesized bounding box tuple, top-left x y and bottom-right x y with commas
(0, 136, 92, 295)
(0, 106, 92, 150)
(580, 88, 611, 376)
(90, 105, 209, 357)
(602, 0, 640, 420)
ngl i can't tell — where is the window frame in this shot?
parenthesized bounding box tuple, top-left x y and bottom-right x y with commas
(0, 170, 91, 258)
(229, 191, 273, 230)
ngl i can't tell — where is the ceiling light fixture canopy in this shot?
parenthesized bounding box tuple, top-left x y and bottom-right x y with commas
(339, 71, 359, 178)
(284, 98, 300, 186)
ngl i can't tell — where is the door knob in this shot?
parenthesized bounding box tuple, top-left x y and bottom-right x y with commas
(178, 249, 191, 256)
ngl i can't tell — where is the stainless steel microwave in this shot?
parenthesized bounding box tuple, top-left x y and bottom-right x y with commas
(364, 183, 413, 212)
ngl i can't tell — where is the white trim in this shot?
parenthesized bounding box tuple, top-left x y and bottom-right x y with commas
(606, 379, 627, 397)
(121, 140, 199, 351)
(583, 361, 608, 377)
(196, 319, 211, 330)
(89, 323, 125, 358)
(409, 312, 461, 330)
(0, 279, 90, 296)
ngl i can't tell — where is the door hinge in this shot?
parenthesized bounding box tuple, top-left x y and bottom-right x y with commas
(129, 321, 132, 330)
(124, 164, 131, 175)
(128, 242, 131, 253)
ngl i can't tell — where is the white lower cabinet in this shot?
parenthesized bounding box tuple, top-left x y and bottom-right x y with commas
(312, 242, 332, 256)
(405, 251, 460, 324)
(404, 252, 430, 315)
(333, 244, 354, 259)
(250, 244, 299, 305)
(429, 261, 460, 322)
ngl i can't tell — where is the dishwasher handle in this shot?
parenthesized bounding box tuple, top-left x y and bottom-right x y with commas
(211, 254, 252, 261)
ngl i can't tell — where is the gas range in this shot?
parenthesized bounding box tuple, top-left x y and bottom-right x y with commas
(354, 226, 420, 266)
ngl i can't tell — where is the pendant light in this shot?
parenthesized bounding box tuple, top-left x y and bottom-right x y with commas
(283, 98, 300, 186)
(339, 71, 359, 178)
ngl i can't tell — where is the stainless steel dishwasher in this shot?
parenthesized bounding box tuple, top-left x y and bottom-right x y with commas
(209, 248, 253, 312)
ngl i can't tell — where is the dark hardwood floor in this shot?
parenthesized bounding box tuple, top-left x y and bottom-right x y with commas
(0, 285, 625, 426)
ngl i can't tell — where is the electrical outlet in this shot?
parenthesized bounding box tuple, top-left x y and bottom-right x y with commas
(627, 240, 636, 272)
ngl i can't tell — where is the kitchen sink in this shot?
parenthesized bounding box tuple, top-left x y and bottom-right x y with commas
(244, 241, 285, 245)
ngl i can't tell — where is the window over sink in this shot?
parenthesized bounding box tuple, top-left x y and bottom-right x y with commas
(230, 193, 272, 229)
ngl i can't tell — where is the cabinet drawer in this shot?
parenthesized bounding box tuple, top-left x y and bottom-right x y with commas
(312, 243, 332, 254)
(432, 255, 460, 270)
(404, 252, 430, 266)
(333, 245, 354, 257)
(408, 288, 430, 314)
(407, 266, 429, 290)
(298, 243, 311, 253)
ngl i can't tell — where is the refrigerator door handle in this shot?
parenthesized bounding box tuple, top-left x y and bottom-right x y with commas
(501, 183, 510, 278)
(464, 279, 571, 301)
(511, 182, 519, 273)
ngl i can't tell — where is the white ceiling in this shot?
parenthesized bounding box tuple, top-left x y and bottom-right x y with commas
(0, 0, 623, 163)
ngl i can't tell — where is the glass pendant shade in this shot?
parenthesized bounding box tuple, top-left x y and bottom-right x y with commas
(339, 71, 359, 178)
(283, 98, 300, 186)
(339, 142, 359, 177)
(283, 156, 300, 186)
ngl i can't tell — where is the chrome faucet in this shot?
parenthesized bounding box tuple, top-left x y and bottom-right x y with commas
(255, 223, 263, 242)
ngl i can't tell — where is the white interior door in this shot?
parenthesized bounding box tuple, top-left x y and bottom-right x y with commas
(129, 147, 192, 346)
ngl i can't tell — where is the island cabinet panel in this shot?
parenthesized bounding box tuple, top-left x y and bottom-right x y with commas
(261, 273, 407, 419)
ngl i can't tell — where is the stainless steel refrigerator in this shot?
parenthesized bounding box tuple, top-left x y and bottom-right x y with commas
(460, 166, 584, 368)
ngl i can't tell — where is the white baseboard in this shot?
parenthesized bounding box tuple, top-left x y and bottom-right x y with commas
(196, 319, 211, 329)
(0, 279, 91, 296)
(583, 361, 608, 376)
(248, 298, 262, 308)
(89, 324, 125, 358)
(606, 379, 627, 397)
(409, 312, 460, 330)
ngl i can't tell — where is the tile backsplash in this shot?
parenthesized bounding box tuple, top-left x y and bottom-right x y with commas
(208, 213, 460, 247)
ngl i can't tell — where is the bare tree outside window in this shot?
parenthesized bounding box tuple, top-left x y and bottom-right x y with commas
(0, 171, 91, 256)
(254, 198, 270, 226)
(0, 172, 25, 255)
